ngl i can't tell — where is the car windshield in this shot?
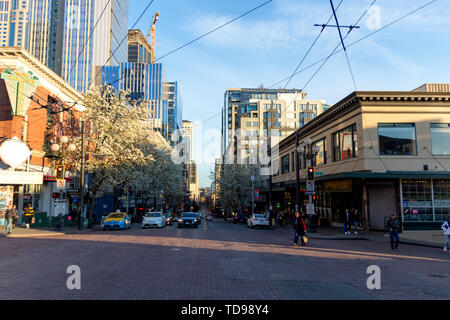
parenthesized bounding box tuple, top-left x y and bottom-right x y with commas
(254, 215, 265, 219)
(108, 213, 125, 219)
(182, 213, 197, 218)
(145, 212, 162, 218)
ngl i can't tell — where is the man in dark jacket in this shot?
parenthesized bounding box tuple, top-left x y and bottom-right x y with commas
(344, 209, 352, 235)
(292, 211, 307, 247)
(386, 213, 401, 251)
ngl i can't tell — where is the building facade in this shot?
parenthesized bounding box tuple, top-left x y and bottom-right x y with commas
(101, 30, 182, 141)
(272, 85, 450, 231)
(0, 47, 83, 226)
(182, 120, 198, 201)
(2, 0, 130, 93)
(222, 88, 327, 164)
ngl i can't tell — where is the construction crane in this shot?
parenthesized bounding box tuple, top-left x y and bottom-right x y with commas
(147, 12, 160, 64)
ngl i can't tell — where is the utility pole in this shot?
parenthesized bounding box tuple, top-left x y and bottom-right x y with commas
(79, 119, 85, 230)
(251, 175, 255, 216)
(295, 131, 300, 213)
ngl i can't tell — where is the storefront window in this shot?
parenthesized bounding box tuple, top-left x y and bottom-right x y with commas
(431, 123, 450, 155)
(378, 123, 417, 155)
(333, 124, 358, 161)
(402, 179, 450, 223)
(313, 139, 326, 166)
(282, 155, 290, 175)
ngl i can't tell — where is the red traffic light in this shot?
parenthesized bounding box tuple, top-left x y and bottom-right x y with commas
(307, 167, 315, 181)
(56, 165, 65, 180)
(52, 193, 60, 199)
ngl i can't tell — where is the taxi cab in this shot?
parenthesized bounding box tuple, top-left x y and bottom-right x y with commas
(101, 212, 131, 230)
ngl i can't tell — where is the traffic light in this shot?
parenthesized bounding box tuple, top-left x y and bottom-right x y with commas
(52, 193, 60, 199)
(56, 165, 65, 180)
(307, 167, 315, 181)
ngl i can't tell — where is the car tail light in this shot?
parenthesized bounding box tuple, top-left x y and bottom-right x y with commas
(253, 219, 257, 221)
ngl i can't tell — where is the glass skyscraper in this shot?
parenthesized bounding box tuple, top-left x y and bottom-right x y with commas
(3, 0, 129, 93)
(102, 62, 171, 138)
(101, 29, 182, 142)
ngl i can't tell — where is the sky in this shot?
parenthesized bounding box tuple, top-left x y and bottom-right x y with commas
(129, 0, 450, 187)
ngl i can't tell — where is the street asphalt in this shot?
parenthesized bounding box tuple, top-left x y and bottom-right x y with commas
(1, 219, 449, 300)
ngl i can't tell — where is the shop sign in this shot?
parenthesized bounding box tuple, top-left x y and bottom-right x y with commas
(0, 137, 31, 169)
(0, 171, 43, 185)
(323, 180, 352, 193)
(1, 67, 40, 117)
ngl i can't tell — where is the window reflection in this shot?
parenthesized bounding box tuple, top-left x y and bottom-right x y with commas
(378, 123, 417, 155)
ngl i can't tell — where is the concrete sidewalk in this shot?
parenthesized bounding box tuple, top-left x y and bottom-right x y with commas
(305, 227, 446, 248)
(1, 226, 94, 238)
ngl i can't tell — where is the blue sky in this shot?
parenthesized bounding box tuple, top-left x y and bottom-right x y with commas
(129, 0, 450, 187)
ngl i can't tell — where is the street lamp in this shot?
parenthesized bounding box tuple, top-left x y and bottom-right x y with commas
(51, 136, 77, 154)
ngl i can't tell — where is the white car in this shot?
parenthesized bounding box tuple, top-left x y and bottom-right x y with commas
(142, 212, 166, 228)
(247, 214, 270, 229)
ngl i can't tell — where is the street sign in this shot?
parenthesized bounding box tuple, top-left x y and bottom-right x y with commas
(251, 175, 255, 182)
(306, 181, 315, 193)
(315, 172, 324, 176)
(56, 179, 66, 189)
(306, 204, 315, 215)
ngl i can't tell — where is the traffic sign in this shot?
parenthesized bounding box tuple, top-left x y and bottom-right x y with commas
(306, 204, 315, 215)
(306, 181, 315, 193)
(56, 179, 66, 189)
(315, 172, 324, 176)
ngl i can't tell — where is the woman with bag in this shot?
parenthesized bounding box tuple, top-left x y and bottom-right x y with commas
(292, 211, 308, 247)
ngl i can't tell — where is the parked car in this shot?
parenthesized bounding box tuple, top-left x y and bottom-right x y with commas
(206, 215, 213, 222)
(101, 212, 131, 230)
(233, 212, 248, 224)
(178, 213, 200, 228)
(142, 212, 166, 229)
(247, 214, 270, 229)
(164, 213, 174, 226)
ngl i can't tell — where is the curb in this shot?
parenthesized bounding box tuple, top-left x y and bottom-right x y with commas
(6, 232, 66, 238)
(306, 233, 444, 249)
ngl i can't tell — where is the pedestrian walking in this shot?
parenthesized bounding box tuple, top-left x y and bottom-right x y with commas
(292, 211, 307, 247)
(344, 209, 352, 235)
(386, 213, 401, 251)
(352, 208, 360, 235)
(4, 205, 15, 234)
(441, 216, 450, 253)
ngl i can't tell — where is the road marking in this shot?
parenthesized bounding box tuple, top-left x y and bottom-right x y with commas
(203, 222, 207, 231)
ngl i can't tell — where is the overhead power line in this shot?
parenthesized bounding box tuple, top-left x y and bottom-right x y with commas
(107, 0, 274, 88)
(155, 0, 273, 62)
(87, 0, 155, 91)
(270, 0, 436, 90)
(66, 0, 112, 81)
(281, 0, 344, 90)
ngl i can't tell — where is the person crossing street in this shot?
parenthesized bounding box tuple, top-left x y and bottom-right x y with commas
(292, 211, 307, 247)
(386, 213, 401, 251)
(441, 216, 450, 253)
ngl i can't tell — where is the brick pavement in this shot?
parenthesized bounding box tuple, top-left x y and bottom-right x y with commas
(0, 220, 449, 300)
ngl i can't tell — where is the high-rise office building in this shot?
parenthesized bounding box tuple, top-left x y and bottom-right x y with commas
(182, 120, 194, 163)
(182, 120, 198, 201)
(222, 88, 327, 162)
(102, 62, 169, 135)
(166, 81, 183, 144)
(127, 29, 152, 64)
(2, 0, 129, 93)
(0, 0, 30, 48)
(101, 29, 182, 141)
